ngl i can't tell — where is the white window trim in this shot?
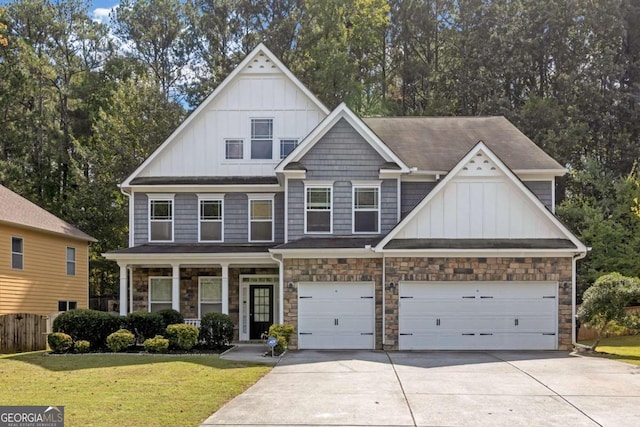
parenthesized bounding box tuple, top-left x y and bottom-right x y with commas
(224, 138, 245, 160)
(148, 193, 175, 243)
(304, 183, 333, 235)
(148, 276, 173, 313)
(250, 118, 275, 161)
(197, 194, 224, 243)
(352, 184, 381, 234)
(198, 276, 222, 319)
(66, 246, 76, 276)
(11, 236, 23, 270)
(248, 193, 275, 243)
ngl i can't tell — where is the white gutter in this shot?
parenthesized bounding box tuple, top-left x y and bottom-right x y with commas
(572, 249, 589, 346)
(270, 252, 285, 324)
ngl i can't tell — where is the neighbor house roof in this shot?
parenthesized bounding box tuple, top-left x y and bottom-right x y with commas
(363, 116, 565, 174)
(0, 184, 95, 242)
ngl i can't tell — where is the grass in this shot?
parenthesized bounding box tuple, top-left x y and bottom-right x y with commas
(579, 335, 640, 366)
(0, 352, 271, 426)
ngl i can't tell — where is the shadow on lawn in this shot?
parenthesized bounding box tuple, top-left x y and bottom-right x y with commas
(3, 351, 265, 372)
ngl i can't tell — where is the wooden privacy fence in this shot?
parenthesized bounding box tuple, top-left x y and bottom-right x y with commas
(578, 306, 640, 341)
(0, 313, 48, 353)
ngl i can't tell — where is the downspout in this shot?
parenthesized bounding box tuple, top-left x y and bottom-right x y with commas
(270, 251, 285, 324)
(382, 254, 386, 347)
(572, 250, 589, 347)
(284, 178, 288, 243)
(119, 185, 133, 247)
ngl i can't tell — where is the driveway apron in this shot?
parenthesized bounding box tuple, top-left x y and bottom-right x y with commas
(201, 350, 640, 427)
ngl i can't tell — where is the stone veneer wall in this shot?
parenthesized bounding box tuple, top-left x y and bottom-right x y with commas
(384, 257, 574, 350)
(283, 258, 383, 350)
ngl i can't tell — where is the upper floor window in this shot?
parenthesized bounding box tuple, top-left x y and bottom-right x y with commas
(11, 236, 23, 270)
(280, 139, 298, 159)
(148, 194, 174, 242)
(249, 194, 274, 242)
(199, 195, 223, 242)
(305, 185, 332, 233)
(199, 277, 222, 318)
(149, 277, 172, 312)
(251, 119, 273, 160)
(353, 185, 380, 233)
(66, 247, 76, 276)
(225, 139, 243, 160)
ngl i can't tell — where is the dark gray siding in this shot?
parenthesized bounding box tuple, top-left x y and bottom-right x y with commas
(400, 181, 437, 219)
(175, 193, 197, 242)
(224, 193, 248, 243)
(524, 181, 553, 211)
(287, 118, 398, 241)
(133, 192, 147, 245)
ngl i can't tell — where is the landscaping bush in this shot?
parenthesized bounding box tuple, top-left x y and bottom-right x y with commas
(156, 309, 184, 329)
(165, 324, 199, 351)
(52, 309, 121, 350)
(74, 340, 91, 354)
(124, 312, 164, 344)
(199, 313, 234, 349)
(267, 324, 295, 354)
(143, 335, 169, 353)
(48, 332, 73, 354)
(106, 329, 136, 352)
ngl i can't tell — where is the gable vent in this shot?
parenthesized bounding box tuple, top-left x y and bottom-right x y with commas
(459, 151, 501, 177)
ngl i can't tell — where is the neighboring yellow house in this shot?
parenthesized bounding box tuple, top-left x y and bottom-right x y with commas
(0, 184, 95, 315)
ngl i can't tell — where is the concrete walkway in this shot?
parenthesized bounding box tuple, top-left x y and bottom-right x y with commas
(219, 344, 282, 365)
(202, 350, 640, 426)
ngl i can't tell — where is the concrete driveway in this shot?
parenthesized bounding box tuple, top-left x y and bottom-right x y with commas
(201, 350, 640, 426)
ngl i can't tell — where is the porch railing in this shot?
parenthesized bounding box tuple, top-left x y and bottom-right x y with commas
(184, 318, 201, 328)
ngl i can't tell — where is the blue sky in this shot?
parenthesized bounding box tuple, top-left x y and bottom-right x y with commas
(0, 1, 121, 24)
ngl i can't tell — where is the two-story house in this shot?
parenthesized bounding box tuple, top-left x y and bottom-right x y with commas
(1, 184, 95, 314)
(105, 44, 587, 351)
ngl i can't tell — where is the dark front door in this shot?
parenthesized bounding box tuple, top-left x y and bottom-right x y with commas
(249, 285, 273, 339)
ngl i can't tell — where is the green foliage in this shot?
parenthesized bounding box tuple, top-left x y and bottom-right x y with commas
(52, 309, 121, 350)
(124, 312, 165, 344)
(156, 309, 185, 329)
(165, 324, 199, 351)
(106, 329, 136, 352)
(143, 335, 170, 353)
(74, 340, 91, 354)
(267, 324, 295, 354)
(578, 273, 640, 350)
(199, 313, 234, 349)
(48, 333, 73, 354)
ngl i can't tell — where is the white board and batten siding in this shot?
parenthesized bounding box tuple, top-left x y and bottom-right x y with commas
(137, 71, 326, 178)
(398, 282, 558, 350)
(297, 282, 375, 350)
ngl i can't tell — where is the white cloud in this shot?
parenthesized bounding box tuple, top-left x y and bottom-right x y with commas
(92, 6, 117, 24)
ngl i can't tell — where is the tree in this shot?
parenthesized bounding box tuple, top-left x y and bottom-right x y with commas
(578, 273, 640, 351)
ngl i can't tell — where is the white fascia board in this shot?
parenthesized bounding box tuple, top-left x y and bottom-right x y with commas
(379, 170, 403, 179)
(121, 43, 329, 188)
(375, 141, 588, 253)
(276, 103, 410, 174)
(401, 174, 440, 182)
(102, 252, 275, 265)
(269, 248, 382, 259)
(128, 184, 283, 193)
(280, 170, 307, 180)
(382, 249, 581, 258)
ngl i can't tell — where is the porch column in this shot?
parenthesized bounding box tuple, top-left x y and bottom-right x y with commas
(118, 262, 128, 316)
(221, 263, 229, 315)
(172, 264, 180, 312)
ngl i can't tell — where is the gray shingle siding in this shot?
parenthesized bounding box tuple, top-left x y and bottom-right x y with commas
(524, 181, 553, 211)
(400, 181, 437, 219)
(287, 118, 398, 241)
(133, 192, 148, 245)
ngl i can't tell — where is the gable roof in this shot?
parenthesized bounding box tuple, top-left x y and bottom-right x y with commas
(375, 141, 586, 253)
(363, 116, 566, 174)
(0, 185, 95, 242)
(276, 103, 409, 173)
(121, 43, 330, 188)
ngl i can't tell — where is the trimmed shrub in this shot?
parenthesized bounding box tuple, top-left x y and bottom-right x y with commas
(52, 309, 121, 350)
(157, 309, 184, 329)
(74, 340, 91, 354)
(48, 332, 73, 354)
(124, 312, 164, 344)
(199, 313, 234, 349)
(267, 324, 295, 354)
(106, 329, 136, 352)
(165, 324, 199, 351)
(143, 335, 169, 353)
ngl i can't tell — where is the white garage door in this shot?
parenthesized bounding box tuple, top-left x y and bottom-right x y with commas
(399, 282, 558, 350)
(298, 282, 375, 349)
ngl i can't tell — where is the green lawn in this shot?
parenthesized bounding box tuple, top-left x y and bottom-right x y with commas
(0, 352, 271, 426)
(579, 335, 640, 365)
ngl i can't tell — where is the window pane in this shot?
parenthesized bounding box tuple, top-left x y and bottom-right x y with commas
(67, 261, 76, 276)
(355, 188, 378, 209)
(250, 200, 272, 220)
(201, 303, 222, 316)
(251, 119, 273, 138)
(201, 278, 222, 302)
(66, 247, 75, 262)
(200, 222, 222, 241)
(151, 278, 172, 301)
(225, 140, 243, 159)
(201, 200, 222, 219)
(251, 139, 272, 159)
(251, 221, 272, 241)
(151, 200, 172, 220)
(58, 301, 67, 312)
(12, 253, 23, 270)
(355, 211, 379, 233)
(280, 139, 298, 159)
(307, 211, 331, 232)
(307, 188, 331, 208)
(150, 303, 173, 313)
(150, 222, 172, 241)
(11, 237, 22, 253)
(69, 301, 77, 310)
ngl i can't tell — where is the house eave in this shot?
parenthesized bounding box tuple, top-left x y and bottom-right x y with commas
(379, 249, 585, 258)
(269, 248, 381, 259)
(102, 251, 276, 265)
(124, 184, 283, 193)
